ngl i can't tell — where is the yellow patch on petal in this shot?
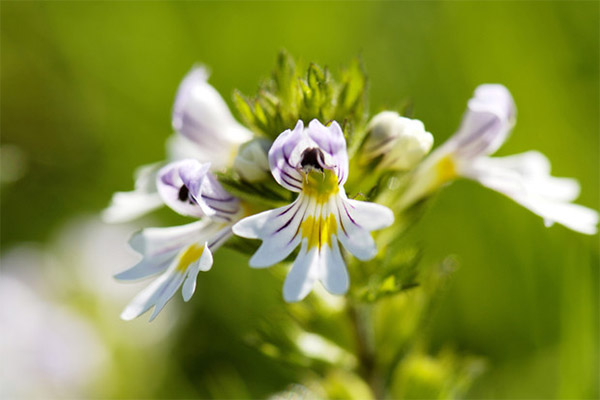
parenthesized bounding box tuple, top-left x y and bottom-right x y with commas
(302, 169, 339, 204)
(176, 244, 205, 273)
(301, 214, 338, 251)
(435, 155, 457, 185)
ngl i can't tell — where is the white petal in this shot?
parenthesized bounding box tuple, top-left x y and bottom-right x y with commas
(450, 84, 516, 158)
(334, 195, 393, 261)
(114, 252, 175, 281)
(181, 243, 213, 302)
(120, 270, 183, 321)
(472, 151, 580, 202)
(103, 163, 164, 223)
(525, 199, 598, 235)
(172, 66, 252, 153)
(102, 191, 164, 224)
(283, 241, 320, 302)
(344, 197, 395, 232)
(233, 198, 308, 268)
(130, 220, 211, 257)
(466, 155, 598, 235)
(115, 220, 216, 281)
(319, 239, 349, 295)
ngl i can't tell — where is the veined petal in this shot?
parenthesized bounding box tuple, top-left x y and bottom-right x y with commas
(449, 84, 516, 159)
(232, 198, 308, 267)
(306, 120, 349, 185)
(103, 163, 164, 223)
(269, 119, 350, 190)
(157, 159, 241, 220)
(157, 160, 210, 218)
(268, 120, 305, 192)
(334, 193, 394, 261)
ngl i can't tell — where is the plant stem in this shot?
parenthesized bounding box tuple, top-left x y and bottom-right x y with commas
(348, 302, 385, 399)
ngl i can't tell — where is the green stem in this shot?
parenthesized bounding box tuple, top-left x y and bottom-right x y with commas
(348, 302, 385, 399)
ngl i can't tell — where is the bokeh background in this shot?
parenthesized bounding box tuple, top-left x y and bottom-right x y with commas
(1, 1, 598, 398)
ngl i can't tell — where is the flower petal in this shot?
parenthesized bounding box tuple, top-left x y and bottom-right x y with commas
(334, 195, 393, 261)
(172, 66, 252, 161)
(103, 163, 164, 223)
(120, 268, 185, 321)
(232, 199, 308, 268)
(318, 239, 349, 295)
(115, 220, 217, 281)
(283, 241, 320, 302)
(306, 120, 349, 184)
(157, 160, 209, 218)
(466, 154, 598, 235)
(450, 84, 516, 159)
(268, 120, 305, 192)
(182, 243, 213, 302)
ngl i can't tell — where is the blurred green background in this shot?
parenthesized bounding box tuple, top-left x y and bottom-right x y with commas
(2, 1, 598, 398)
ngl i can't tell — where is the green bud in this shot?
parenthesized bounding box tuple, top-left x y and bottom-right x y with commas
(233, 138, 272, 182)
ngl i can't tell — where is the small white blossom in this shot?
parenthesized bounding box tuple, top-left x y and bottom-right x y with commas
(400, 84, 598, 234)
(117, 159, 242, 321)
(104, 66, 252, 223)
(363, 111, 433, 170)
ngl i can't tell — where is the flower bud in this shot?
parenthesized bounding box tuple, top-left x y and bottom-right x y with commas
(233, 138, 271, 182)
(363, 111, 433, 171)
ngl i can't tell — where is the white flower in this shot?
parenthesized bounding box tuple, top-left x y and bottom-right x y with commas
(233, 120, 394, 302)
(400, 84, 598, 235)
(363, 111, 433, 170)
(103, 66, 253, 223)
(117, 159, 242, 321)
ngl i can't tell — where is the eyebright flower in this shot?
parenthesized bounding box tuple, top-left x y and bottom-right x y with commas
(103, 66, 252, 223)
(399, 84, 598, 234)
(116, 159, 242, 321)
(232, 120, 394, 302)
(363, 111, 434, 171)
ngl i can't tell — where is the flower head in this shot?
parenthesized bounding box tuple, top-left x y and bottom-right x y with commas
(103, 66, 252, 224)
(233, 120, 394, 302)
(400, 84, 598, 234)
(116, 159, 241, 321)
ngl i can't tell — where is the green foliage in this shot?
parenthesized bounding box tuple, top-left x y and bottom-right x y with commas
(232, 51, 368, 146)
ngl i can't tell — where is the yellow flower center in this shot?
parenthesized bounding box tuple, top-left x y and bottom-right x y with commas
(302, 169, 339, 204)
(435, 155, 457, 185)
(176, 243, 205, 272)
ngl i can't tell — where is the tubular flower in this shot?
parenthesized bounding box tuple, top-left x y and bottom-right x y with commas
(103, 66, 252, 223)
(399, 84, 598, 234)
(232, 120, 394, 302)
(116, 159, 242, 321)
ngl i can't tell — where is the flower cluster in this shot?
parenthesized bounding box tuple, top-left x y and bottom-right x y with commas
(106, 58, 598, 321)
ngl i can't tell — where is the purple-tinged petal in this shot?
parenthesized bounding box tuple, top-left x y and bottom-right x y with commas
(157, 160, 209, 218)
(306, 120, 349, 185)
(450, 84, 516, 159)
(268, 120, 305, 192)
